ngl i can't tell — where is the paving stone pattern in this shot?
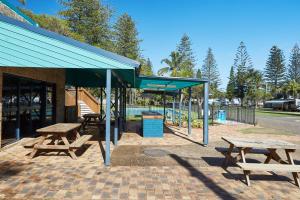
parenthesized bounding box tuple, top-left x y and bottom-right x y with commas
(0, 123, 300, 199)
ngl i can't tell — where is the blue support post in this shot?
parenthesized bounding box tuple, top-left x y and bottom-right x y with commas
(114, 88, 119, 145)
(105, 69, 111, 166)
(188, 87, 192, 136)
(179, 90, 182, 128)
(163, 92, 166, 122)
(172, 96, 175, 124)
(123, 88, 127, 131)
(100, 88, 103, 120)
(75, 86, 78, 121)
(119, 88, 123, 133)
(16, 80, 20, 140)
(203, 82, 209, 146)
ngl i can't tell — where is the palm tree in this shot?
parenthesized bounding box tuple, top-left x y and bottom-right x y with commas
(18, 0, 26, 5)
(286, 80, 299, 99)
(158, 51, 183, 76)
(246, 69, 263, 106)
(158, 51, 192, 77)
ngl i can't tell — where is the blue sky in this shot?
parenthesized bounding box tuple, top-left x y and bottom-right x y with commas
(10, 0, 300, 90)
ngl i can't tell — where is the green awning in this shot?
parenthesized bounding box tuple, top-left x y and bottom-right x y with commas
(135, 76, 208, 91)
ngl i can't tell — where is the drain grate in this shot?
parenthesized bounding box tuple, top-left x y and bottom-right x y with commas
(143, 148, 170, 157)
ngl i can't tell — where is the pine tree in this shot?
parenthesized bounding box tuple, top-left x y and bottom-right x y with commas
(201, 48, 221, 89)
(114, 14, 140, 60)
(60, 0, 112, 48)
(177, 34, 196, 66)
(288, 44, 300, 83)
(196, 69, 201, 79)
(233, 41, 253, 102)
(176, 34, 196, 77)
(265, 46, 286, 95)
(140, 58, 153, 76)
(193, 69, 203, 119)
(226, 66, 235, 100)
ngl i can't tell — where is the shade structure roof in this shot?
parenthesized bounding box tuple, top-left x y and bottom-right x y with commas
(0, 0, 38, 26)
(136, 76, 208, 91)
(0, 15, 139, 87)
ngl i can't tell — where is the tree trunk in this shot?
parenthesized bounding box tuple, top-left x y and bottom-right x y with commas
(197, 96, 203, 119)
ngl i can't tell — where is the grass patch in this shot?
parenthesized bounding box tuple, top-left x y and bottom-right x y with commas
(240, 127, 295, 135)
(256, 110, 300, 118)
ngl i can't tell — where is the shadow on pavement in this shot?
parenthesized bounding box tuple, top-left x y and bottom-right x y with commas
(170, 154, 237, 200)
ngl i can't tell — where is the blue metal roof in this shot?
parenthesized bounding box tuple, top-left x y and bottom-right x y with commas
(0, 0, 38, 26)
(0, 14, 140, 69)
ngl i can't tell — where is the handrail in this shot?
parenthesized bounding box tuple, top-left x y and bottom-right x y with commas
(78, 88, 100, 106)
(65, 88, 100, 113)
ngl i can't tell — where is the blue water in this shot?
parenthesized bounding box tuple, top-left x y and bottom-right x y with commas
(126, 107, 165, 117)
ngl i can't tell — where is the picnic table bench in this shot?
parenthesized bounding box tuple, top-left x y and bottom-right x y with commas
(81, 113, 102, 130)
(222, 136, 300, 187)
(24, 123, 92, 159)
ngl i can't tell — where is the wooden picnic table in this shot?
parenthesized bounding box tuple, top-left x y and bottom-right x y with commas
(82, 113, 102, 130)
(222, 136, 300, 187)
(28, 123, 92, 159)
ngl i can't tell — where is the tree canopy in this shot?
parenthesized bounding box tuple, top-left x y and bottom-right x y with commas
(114, 13, 140, 60)
(59, 0, 112, 49)
(288, 44, 300, 83)
(264, 45, 286, 95)
(201, 48, 220, 89)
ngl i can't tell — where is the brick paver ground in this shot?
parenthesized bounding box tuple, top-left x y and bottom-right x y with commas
(0, 122, 300, 199)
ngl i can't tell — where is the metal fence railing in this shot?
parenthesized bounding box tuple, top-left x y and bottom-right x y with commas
(126, 104, 256, 125)
(218, 106, 256, 125)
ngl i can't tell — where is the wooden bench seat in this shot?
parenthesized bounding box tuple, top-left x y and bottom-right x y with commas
(70, 135, 93, 148)
(237, 163, 300, 172)
(23, 137, 43, 148)
(237, 162, 300, 187)
(35, 144, 70, 150)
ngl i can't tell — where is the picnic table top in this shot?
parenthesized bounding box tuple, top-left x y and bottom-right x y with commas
(222, 136, 300, 150)
(36, 123, 81, 134)
(83, 113, 101, 118)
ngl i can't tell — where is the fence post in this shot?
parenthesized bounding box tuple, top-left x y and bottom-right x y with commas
(253, 107, 256, 125)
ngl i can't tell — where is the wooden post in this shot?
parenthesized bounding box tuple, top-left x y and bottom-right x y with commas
(105, 69, 111, 166)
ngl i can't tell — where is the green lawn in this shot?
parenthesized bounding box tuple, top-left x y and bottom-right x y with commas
(240, 127, 295, 135)
(256, 109, 300, 118)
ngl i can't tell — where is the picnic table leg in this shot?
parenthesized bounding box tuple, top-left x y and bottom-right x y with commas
(222, 144, 234, 168)
(264, 148, 288, 164)
(82, 118, 89, 131)
(30, 135, 47, 158)
(235, 147, 251, 163)
(239, 148, 251, 186)
(285, 149, 300, 188)
(61, 136, 77, 160)
(264, 149, 273, 164)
